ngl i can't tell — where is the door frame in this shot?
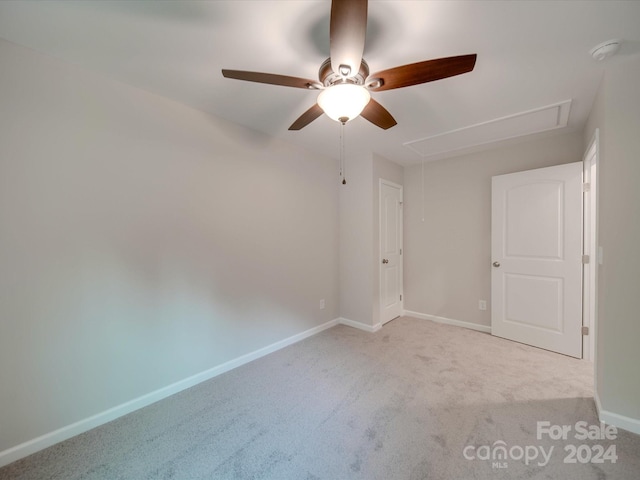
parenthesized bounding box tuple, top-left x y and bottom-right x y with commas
(379, 179, 403, 324)
(582, 129, 599, 363)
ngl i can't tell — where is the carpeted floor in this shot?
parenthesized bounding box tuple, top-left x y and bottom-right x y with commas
(1, 316, 639, 479)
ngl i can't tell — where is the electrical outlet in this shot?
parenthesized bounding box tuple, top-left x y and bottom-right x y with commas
(319, 299, 325, 310)
(479, 300, 487, 311)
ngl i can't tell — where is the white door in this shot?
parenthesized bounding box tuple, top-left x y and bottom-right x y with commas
(380, 180, 403, 324)
(491, 162, 583, 358)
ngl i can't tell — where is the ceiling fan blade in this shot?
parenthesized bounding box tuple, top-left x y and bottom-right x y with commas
(367, 54, 477, 92)
(360, 98, 397, 130)
(330, 0, 368, 78)
(289, 104, 324, 130)
(222, 69, 320, 89)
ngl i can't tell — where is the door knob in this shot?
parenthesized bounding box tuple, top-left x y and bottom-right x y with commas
(382, 259, 389, 264)
(493, 261, 501, 267)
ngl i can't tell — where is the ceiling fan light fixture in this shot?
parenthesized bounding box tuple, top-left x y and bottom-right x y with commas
(222, 1, 477, 131)
(317, 83, 371, 123)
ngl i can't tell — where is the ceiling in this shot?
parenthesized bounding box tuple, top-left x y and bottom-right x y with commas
(0, 1, 638, 166)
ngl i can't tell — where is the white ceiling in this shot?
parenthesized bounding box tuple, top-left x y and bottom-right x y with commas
(1, 1, 639, 166)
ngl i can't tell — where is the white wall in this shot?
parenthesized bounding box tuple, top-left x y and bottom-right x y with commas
(584, 56, 640, 428)
(403, 132, 583, 327)
(0, 39, 339, 454)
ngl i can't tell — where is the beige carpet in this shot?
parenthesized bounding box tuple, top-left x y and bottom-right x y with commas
(1, 316, 639, 479)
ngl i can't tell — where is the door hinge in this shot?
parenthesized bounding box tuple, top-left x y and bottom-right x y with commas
(582, 326, 589, 336)
(400, 248, 402, 255)
(583, 182, 591, 192)
(582, 254, 590, 264)
(400, 294, 402, 301)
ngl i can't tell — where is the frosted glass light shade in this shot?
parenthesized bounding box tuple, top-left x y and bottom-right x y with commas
(317, 84, 371, 123)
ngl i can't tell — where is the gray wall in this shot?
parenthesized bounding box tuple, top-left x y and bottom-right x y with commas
(403, 131, 584, 327)
(584, 56, 640, 423)
(0, 39, 339, 453)
(339, 153, 374, 326)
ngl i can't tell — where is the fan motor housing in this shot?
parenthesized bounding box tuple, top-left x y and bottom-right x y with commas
(319, 58, 370, 87)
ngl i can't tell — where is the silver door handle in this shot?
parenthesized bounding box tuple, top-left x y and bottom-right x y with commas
(382, 259, 389, 264)
(493, 261, 501, 267)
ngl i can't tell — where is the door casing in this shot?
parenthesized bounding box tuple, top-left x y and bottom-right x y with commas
(582, 130, 599, 363)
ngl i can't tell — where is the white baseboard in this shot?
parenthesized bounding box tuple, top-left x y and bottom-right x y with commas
(337, 317, 381, 333)
(403, 310, 491, 333)
(0, 317, 340, 468)
(594, 390, 640, 436)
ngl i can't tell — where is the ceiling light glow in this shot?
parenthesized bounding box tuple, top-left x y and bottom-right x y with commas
(317, 84, 371, 123)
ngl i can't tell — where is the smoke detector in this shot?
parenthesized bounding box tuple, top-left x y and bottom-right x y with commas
(590, 39, 621, 61)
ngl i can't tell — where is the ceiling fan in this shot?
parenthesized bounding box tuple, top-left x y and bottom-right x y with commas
(222, 0, 477, 131)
